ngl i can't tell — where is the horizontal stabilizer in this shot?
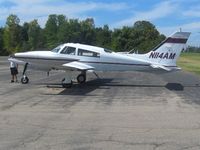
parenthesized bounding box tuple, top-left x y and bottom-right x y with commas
(62, 61, 94, 70)
(150, 64, 172, 71)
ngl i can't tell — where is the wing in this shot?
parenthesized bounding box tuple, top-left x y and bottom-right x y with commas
(62, 61, 94, 70)
(8, 57, 26, 65)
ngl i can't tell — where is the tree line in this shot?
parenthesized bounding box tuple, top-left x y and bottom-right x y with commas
(185, 46, 200, 53)
(0, 14, 166, 55)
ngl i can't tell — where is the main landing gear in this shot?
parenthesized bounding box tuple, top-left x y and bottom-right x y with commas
(19, 65, 88, 88)
(77, 71, 86, 84)
(62, 71, 86, 88)
(21, 63, 29, 84)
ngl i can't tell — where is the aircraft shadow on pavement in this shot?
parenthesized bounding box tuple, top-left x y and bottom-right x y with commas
(45, 78, 113, 96)
(41, 78, 200, 96)
(60, 79, 115, 96)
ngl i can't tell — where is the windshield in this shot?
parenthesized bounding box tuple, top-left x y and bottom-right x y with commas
(104, 48, 112, 53)
(51, 44, 64, 53)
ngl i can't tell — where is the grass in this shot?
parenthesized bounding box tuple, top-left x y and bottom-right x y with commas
(177, 53, 200, 76)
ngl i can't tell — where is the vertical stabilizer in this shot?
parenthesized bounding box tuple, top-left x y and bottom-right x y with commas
(146, 31, 190, 66)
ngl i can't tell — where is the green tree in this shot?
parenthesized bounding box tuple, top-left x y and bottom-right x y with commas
(111, 28, 122, 51)
(45, 14, 58, 48)
(117, 26, 133, 51)
(133, 21, 165, 53)
(21, 22, 30, 51)
(0, 28, 7, 55)
(57, 15, 67, 43)
(28, 19, 41, 50)
(3, 14, 22, 54)
(66, 19, 81, 43)
(1, 14, 166, 54)
(80, 18, 96, 45)
(95, 25, 112, 49)
(111, 27, 135, 52)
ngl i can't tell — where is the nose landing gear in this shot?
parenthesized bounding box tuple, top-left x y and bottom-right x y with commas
(21, 63, 29, 84)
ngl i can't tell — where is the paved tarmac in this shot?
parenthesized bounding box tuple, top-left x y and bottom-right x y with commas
(0, 56, 200, 150)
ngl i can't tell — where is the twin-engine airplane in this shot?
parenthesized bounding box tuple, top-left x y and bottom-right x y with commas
(9, 31, 190, 87)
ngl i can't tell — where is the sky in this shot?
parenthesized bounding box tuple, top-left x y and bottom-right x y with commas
(0, 0, 200, 46)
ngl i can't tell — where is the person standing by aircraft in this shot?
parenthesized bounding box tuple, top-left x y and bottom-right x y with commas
(10, 60, 18, 83)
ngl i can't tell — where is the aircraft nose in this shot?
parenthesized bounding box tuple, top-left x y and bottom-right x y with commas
(14, 52, 24, 58)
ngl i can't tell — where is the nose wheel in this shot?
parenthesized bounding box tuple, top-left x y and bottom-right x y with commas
(21, 76, 29, 84)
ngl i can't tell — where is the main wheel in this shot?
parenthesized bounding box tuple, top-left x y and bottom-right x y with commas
(21, 76, 29, 84)
(77, 74, 86, 84)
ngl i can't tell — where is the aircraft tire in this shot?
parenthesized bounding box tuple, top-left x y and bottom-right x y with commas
(21, 76, 29, 84)
(77, 74, 86, 84)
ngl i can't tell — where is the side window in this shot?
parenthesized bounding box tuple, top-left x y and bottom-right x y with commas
(60, 46, 76, 55)
(78, 49, 100, 57)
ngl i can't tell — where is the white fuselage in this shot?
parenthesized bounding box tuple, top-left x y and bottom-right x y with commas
(12, 43, 153, 72)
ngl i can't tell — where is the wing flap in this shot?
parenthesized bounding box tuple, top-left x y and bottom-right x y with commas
(62, 61, 94, 70)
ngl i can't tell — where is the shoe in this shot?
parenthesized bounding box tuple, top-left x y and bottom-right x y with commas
(11, 80, 14, 83)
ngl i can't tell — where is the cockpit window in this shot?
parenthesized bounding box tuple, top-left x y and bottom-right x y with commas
(104, 48, 112, 53)
(51, 45, 63, 53)
(78, 49, 100, 57)
(60, 46, 76, 55)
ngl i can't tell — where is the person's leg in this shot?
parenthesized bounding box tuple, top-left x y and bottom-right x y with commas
(10, 68, 14, 82)
(11, 75, 14, 82)
(15, 74, 18, 82)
